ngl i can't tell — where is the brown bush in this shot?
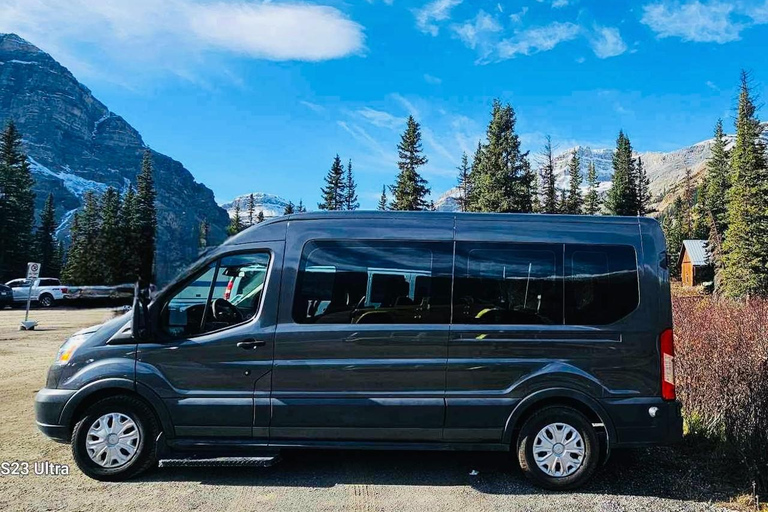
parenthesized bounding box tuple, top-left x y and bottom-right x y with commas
(673, 296, 768, 491)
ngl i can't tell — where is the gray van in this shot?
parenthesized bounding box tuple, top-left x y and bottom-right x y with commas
(35, 212, 682, 490)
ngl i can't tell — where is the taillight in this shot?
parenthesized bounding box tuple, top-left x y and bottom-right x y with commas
(223, 279, 234, 300)
(60, 287, 68, 294)
(660, 328, 675, 400)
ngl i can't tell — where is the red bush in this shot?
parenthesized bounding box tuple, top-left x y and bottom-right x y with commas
(673, 296, 768, 490)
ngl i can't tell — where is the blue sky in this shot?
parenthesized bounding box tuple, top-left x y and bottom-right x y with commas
(2, 0, 768, 208)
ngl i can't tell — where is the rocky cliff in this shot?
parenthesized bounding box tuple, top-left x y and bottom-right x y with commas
(0, 33, 230, 284)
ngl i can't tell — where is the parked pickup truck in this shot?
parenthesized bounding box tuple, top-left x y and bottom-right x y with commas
(5, 278, 68, 308)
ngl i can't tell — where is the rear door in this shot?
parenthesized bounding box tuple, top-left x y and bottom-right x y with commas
(271, 217, 453, 442)
(445, 216, 650, 442)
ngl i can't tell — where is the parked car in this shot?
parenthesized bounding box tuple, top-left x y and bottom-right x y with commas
(34, 212, 682, 490)
(5, 277, 68, 307)
(0, 283, 13, 309)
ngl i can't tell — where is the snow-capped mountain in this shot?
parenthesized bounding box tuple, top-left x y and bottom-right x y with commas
(220, 193, 291, 219)
(0, 33, 230, 283)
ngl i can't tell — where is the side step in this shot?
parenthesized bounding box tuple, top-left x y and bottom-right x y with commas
(158, 456, 279, 468)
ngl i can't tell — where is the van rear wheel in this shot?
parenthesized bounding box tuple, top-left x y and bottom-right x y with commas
(516, 405, 599, 490)
(71, 395, 159, 481)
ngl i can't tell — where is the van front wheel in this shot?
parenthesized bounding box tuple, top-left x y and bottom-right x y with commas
(516, 405, 599, 490)
(71, 395, 159, 481)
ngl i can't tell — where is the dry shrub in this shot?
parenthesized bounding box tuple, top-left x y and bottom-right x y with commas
(674, 296, 768, 491)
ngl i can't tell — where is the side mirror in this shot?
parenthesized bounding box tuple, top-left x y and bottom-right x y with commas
(132, 281, 151, 341)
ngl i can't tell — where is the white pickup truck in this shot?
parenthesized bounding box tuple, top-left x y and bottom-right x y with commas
(5, 278, 68, 308)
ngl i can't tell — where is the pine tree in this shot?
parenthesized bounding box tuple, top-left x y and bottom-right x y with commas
(662, 199, 685, 278)
(344, 159, 359, 210)
(198, 219, 210, 250)
(35, 193, 57, 277)
(636, 156, 652, 216)
(256, 210, 264, 223)
(227, 199, 243, 236)
(247, 193, 256, 227)
(119, 185, 138, 282)
(51, 240, 64, 279)
(284, 201, 295, 215)
(605, 130, 638, 216)
(540, 136, 558, 214)
(702, 119, 731, 241)
(99, 187, 122, 285)
(456, 152, 471, 212)
(721, 71, 768, 297)
(565, 149, 583, 214)
(467, 100, 531, 213)
(319, 154, 346, 210)
(530, 170, 542, 213)
(135, 150, 157, 283)
(377, 185, 388, 211)
(683, 168, 694, 236)
(297, 200, 307, 213)
(63, 191, 104, 285)
(558, 189, 568, 214)
(62, 213, 85, 284)
(0, 120, 36, 281)
(583, 161, 601, 215)
(390, 116, 430, 210)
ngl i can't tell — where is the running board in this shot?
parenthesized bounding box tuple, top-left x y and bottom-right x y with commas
(158, 456, 279, 468)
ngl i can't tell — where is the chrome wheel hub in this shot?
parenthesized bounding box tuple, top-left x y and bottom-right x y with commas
(533, 422, 585, 477)
(86, 413, 140, 468)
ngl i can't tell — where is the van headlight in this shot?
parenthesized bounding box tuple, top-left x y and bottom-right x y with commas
(54, 333, 88, 365)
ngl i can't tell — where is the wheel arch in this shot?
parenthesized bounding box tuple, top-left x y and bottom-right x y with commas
(502, 388, 616, 456)
(60, 379, 174, 439)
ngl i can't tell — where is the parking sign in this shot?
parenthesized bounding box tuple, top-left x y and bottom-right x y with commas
(26, 262, 41, 280)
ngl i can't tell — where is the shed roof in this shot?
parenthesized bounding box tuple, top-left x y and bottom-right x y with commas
(680, 239, 711, 266)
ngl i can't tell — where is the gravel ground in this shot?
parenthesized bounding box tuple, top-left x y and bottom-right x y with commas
(0, 308, 743, 511)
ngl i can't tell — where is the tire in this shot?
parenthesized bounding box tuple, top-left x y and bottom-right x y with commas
(71, 395, 159, 481)
(516, 405, 599, 491)
(39, 294, 55, 308)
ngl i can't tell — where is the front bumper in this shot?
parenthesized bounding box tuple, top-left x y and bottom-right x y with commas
(35, 388, 77, 442)
(602, 397, 683, 447)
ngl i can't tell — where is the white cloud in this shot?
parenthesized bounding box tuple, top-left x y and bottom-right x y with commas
(450, 10, 502, 51)
(424, 73, 443, 84)
(391, 93, 422, 119)
(414, 0, 463, 36)
(589, 26, 627, 58)
(0, 0, 365, 81)
(552, 0, 570, 7)
(705, 80, 720, 91)
(509, 6, 529, 24)
(357, 107, 405, 130)
(496, 22, 581, 60)
(640, 1, 744, 43)
(300, 101, 326, 114)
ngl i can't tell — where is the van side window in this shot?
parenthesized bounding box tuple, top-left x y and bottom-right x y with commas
(565, 244, 639, 325)
(454, 242, 563, 325)
(293, 241, 452, 324)
(160, 252, 271, 338)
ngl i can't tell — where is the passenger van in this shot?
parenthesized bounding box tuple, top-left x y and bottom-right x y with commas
(35, 212, 682, 490)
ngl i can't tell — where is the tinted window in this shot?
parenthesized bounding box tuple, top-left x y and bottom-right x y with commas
(161, 252, 270, 338)
(293, 241, 452, 324)
(39, 279, 60, 286)
(565, 244, 639, 325)
(454, 242, 563, 325)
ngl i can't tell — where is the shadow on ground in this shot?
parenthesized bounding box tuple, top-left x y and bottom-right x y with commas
(135, 444, 743, 505)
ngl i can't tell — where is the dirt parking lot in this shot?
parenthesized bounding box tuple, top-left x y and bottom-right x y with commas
(0, 308, 745, 511)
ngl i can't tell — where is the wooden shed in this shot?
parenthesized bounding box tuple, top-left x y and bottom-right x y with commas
(678, 240, 712, 287)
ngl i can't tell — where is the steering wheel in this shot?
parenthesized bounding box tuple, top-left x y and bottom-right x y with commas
(211, 298, 243, 323)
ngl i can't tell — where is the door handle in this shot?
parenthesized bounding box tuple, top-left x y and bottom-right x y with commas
(237, 340, 267, 350)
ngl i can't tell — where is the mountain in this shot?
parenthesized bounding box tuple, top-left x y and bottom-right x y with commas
(0, 34, 230, 284)
(220, 193, 291, 220)
(434, 125, 768, 212)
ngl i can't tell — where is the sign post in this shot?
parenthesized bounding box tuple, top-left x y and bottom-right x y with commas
(20, 262, 40, 331)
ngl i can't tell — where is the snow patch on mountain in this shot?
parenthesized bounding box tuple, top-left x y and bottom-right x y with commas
(28, 157, 109, 198)
(220, 192, 291, 219)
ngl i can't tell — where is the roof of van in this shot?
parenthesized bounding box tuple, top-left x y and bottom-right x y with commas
(225, 210, 658, 245)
